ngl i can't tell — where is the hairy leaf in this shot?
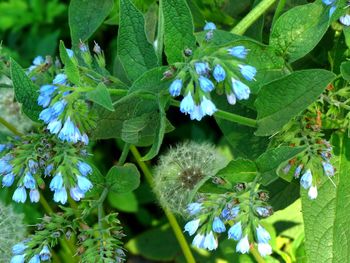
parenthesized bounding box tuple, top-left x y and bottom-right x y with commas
(86, 82, 114, 111)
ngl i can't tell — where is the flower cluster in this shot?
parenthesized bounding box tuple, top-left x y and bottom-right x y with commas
(183, 187, 274, 257)
(282, 139, 334, 200)
(167, 22, 257, 121)
(323, 0, 350, 25)
(153, 141, 228, 215)
(0, 134, 93, 205)
(11, 243, 51, 263)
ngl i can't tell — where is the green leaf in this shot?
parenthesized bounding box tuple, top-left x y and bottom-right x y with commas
(86, 82, 114, 111)
(302, 133, 350, 262)
(125, 224, 181, 261)
(161, 0, 196, 64)
(255, 69, 336, 136)
(117, 0, 158, 82)
(59, 41, 80, 85)
(10, 58, 41, 121)
(216, 159, 257, 185)
(108, 191, 139, 212)
(270, 2, 329, 62)
(256, 146, 306, 185)
(106, 163, 140, 193)
(69, 0, 114, 45)
(340, 61, 350, 82)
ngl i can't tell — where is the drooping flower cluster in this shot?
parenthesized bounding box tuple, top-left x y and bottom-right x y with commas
(167, 22, 257, 121)
(11, 242, 51, 263)
(0, 134, 93, 205)
(322, 0, 350, 25)
(183, 186, 274, 257)
(153, 141, 228, 215)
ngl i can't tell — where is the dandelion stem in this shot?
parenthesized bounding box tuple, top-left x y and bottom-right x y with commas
(130, 145, 196, 263)
(231, 0, 278, 35)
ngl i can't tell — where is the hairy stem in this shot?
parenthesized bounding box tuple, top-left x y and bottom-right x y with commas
(231, 0, 278, 35)
(130, 145, 196, 263)
(98, 188, 109, 258)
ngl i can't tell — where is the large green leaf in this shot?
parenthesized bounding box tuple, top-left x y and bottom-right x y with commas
(86, 82, 114, 111)
(161, 0, 196, 64)
(105, 163, 140, 193)
(117, 0, 158, 82)
(10, 58, 41, 122)
(302, 133, 350, 262)
(256, 146, 306, 185)
(255, 69, 335, 136)
(216, 159, 257, 186)
(69, 0, 114, 45)
(270, 2, 329, 62)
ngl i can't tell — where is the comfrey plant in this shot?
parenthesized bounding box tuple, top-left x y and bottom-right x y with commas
(2, 0, 350, 261)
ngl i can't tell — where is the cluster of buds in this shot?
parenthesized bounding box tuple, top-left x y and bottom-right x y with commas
(183, 185, 273, 257)
(167, 22, 257, 121)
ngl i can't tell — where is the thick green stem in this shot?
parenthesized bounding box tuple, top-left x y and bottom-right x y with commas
(0, 116, 22, 136)
(231, 0, 278, 35)
(130, 146, 196, 263)
(170, 99, 257, 128)
(271, 0, 287, 27)
(118, 143, 130, 166)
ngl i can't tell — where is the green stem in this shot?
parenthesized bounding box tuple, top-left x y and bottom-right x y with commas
(0, 116, 22, 136)
(170, 99, 257, 128)
(118, 143, 130, 166)
(98, 188, 109, 258)
(231, 0, 278, 35)
(251, 246, 266, 263)
(130, 146, 196, 263)
(271, 0, 286, 27)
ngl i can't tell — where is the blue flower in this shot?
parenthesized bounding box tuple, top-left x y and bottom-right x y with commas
(23, 172, 36, 189)
(190, 105, 204, 121)
(28, 255, 40, 263)
(12, 187, 27, 203)
(239, 65, 257, 81)
(213, 64, 226, 82)
(322, 161, 334, 177)
(40, 85, 57, 97)
(340, 14, 350, 26)
(44, 164, 54, 177)
(198, 76, 214, 92)
(77, 161, 92, 177)
(51, 100, 66, 117)
(258, 243, 272, 257)
(204, 22, 216, 30)
(228, 221, 242, 241)
(53, 74, 67, 85)
(195, 62, 209, 75)
(29, 189, 40, 203)
(282, 163, 291, 174)
(28, 160, 38, 174)
(12, 242, 27, 254)
(236, 234, 250, 254)
(294, 164, 303, 178)
(192, 233, 205, 249)
(329, 5, 336, 17)
(70, 186, 85, 201)
(58, 117, 76, 142)
(39, 245, 51, 261)
(10, 255, 25, 263)
(37, 95, 51, 108)
(0, 160, 12, 175)
(180, 93, 195, 114)
(49, 172, 63, 191)
(39, 108, 54, 124)
(76, 175, 93, 192)
(72, 126, 82, 143)
(0, 144, 5, 152)
(204, 231, 218, 251)
(200, 96, 217, 116)
(47, 119, 62, 134)
(187, 202, 202, 215)
(300, 169, 312, 189)
(212, 217, 226, 233)
(231, 78, 250, 100)
(79, 43, 88, 52)
(184, 219, 200, 236)
(256, 225, 271, 243)
(169, 79, 182, 97)
(256, 207, 270, 217)
(308, 185, 318, 200)
(66, 48, 74, 58)
(228, 46, 248, 59)
(2, 173, 15, 187)
(322, 0, 335, 5)
(33, 56, 44, 66)
(53, 187, 67, 204)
